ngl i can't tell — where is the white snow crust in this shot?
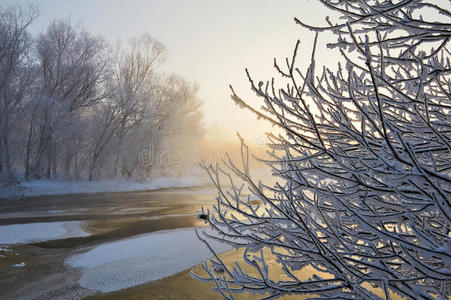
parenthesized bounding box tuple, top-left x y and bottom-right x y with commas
(0, 177, 201, 199)
(67, 227, 231, 293)
(0, 221, 89, 245)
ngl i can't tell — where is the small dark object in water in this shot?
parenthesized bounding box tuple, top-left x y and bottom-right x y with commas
(198, 213, 208, 221)
(212, 261, 225, 273)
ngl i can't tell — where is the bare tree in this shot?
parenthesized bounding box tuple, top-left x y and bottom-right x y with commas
(0, 5, 37, 186)
(86, 35, 166, 180)
(0, 5, 204, 184)
(195, 1, 451, 299)
(88, 36, 204, 181)
(132, 74, 204, 178)
(28, 19, 109, 179)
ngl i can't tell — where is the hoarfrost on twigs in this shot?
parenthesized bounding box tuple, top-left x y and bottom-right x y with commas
(195, 1, 451, 299)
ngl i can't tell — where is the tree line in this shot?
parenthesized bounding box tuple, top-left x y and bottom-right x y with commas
(0, 5, 203, 186)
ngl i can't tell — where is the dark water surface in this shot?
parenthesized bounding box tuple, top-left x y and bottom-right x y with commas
(0, 185, 218, 299)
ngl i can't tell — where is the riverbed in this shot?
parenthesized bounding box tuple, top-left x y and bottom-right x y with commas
(0, 185, 232, 299)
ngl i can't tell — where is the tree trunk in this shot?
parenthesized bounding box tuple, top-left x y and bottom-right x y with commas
(24, 122, 34, 180)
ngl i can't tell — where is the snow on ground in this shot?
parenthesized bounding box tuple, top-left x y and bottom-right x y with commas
(0, 221, 89, 245)
(0, 176, 203, 199)
(12, 262, 25, 267)
(0, 166, 278, 200)
(67, 227, 231, 293)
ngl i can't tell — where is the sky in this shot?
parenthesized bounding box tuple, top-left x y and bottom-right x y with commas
(3, 0, 335, 145)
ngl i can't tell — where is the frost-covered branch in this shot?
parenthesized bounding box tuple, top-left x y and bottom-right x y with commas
(196, 1, 451, 299)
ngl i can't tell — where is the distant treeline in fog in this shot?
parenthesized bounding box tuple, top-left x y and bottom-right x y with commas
(0, 5, 204, 186)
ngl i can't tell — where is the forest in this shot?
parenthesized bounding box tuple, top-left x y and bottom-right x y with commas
(0, 5, 203, 187)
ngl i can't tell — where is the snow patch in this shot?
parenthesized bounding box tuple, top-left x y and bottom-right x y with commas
(12, 262, 25, 267)
(0, 221, 89, 245)
(67, 227, 231, 293)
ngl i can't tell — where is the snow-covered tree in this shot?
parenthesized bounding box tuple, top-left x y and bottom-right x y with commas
(85, 35, 164, 180)
(87, 35, 204, 180)
(0, 5, 37, 186)
(28, 19, 109, 179)
(195, 1, 451, 299)
(117, 73, 204, 180)
(0, 5, 204, 184)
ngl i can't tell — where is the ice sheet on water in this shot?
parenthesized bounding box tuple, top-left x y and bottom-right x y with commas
(0, 221, 89, 245)
(67, 227, 231, 293)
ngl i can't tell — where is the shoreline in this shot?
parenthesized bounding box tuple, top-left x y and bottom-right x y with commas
(0, 177, 212, 200)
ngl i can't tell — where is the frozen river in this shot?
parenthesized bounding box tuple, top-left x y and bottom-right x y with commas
(0, 185, 226, 299)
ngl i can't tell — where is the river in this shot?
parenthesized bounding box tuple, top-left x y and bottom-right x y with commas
(0, 185, 229, 299)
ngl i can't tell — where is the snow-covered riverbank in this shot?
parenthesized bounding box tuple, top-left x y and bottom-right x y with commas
(0, 176, 204, 199)
(0, 167, 274, 200)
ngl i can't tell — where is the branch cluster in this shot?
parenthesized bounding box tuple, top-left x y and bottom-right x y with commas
(196, 1, 451, 299)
